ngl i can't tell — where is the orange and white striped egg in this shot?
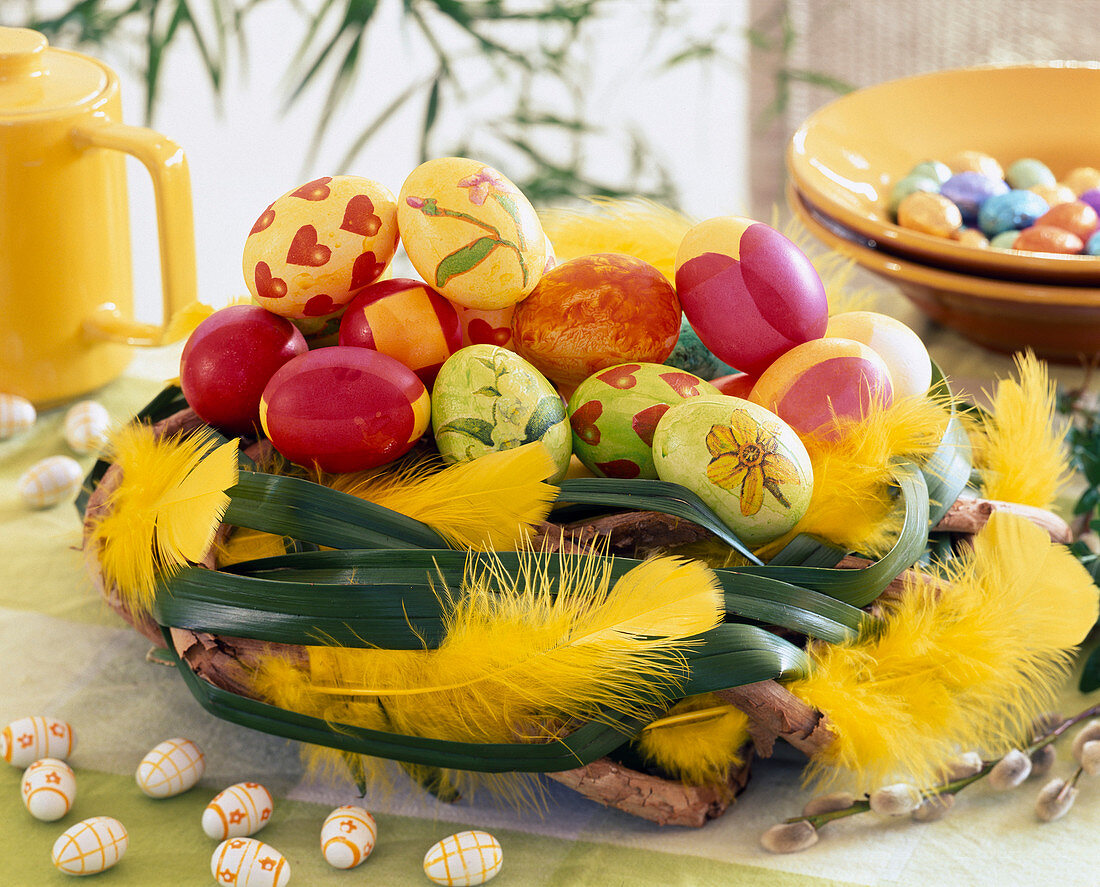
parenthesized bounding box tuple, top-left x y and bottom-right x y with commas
(423, 830, 503, 887)
(3, 716, 75, 767)
(21, 758, 76, 821)
(16, 456, 83, 509)
(320, 805, 377, 869)
(52, 816, 128, 876)
(0, 392, 36, 439)
(212, 837, 290, 887)
(203, 782, 274, 839)
(63, 400, 111, 454)
(136, 737, 205, 798)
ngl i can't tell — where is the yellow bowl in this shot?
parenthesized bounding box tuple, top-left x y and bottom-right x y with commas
(787, 63, 1100, 284)
(788, 184, 1100, 362)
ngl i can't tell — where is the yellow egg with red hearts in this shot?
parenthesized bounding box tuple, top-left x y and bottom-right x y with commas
(674, 217, 828, 375)
(397, 158, 548, 309)
(339, 278, 462, 386)
(455, 303, 516, 350)
(511, 254, 682, 392)
(259, 346, 430, 473)
(749, 337, 894, 441)
(652, 395, 813, 547)
(825, 311, 932, 399)
(243, 175, 399, 319)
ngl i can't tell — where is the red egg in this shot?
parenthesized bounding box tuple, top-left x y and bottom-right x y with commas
(710, 372, 756, 399)
(259, 346, 430, 472)
(1035, 201, 1099, 242)
(338, 278, 462, 386)
(749, 338, 894, 441)
(180, 305, 308, 436)
(1012, 224, 1084, 255)
(674, 217, 828, 375)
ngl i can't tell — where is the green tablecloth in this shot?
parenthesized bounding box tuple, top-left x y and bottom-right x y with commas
(3, 308, 1100, 886)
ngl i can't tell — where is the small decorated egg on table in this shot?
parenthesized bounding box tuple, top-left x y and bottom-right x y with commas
(431, 345, 570, 481)
(825, 311, 932, 399)
(652, 396, 813, 547)
(674, 216, 828, 376)
(2, 716, 74, 766)
(17, 456, 83, 509)
(424, 830, 503, 887)
(511, 253, 681, 391)
(21, 757, 76, 821)
(320, 805, 377, 869)
(0, 392, 36, 439)
(212, 837, 290, 887)
(243, 175, 399, 319)
(202, 781, 274, 840)
(567, 363, 718, 479)
(63, 400, 110, 454)
(52, 816, 128, 876)
(136, 737, 206, 798)
(398, 157, 548, 310)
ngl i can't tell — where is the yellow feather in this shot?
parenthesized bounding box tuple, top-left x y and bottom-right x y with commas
(634, 694, 750, 786)
(214, 528, 292, 568)
(161, 300, 216, 345)
(326, 443, 560, 550)
(87, 424, 238, 615)
(973, 351, 1072, 509)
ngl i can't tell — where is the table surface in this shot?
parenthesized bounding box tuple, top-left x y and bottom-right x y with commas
(3, 281, 1099, 887)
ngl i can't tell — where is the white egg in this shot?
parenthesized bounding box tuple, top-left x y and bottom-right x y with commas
(203, 782, 274, 839)
(0, 392, 36, 439)
(320, 805, 377, 869)
(2, 716, 75, 767)
(52, 816, 128, 875)
(17, 455, 83, 509)
(424, 830, 503, 886)
(212, 837, 290, 887)
(21, 758, 76, 821)
(136, 737, 206, 798)
(63, 400, 111, 454)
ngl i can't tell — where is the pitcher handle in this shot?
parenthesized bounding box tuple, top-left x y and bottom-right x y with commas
(71, 119, 198, 345)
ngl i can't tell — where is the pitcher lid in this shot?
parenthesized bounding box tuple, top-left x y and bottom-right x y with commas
(0, 27, 109, 116)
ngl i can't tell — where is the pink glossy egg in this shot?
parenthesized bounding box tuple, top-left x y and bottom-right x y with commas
(260, 347, 430, 472)
(339, 279, 462, 387)
(749, 338, 894, 440)
(674, 217, 828, 375)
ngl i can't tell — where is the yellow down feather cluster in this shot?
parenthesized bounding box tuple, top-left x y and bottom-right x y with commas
(634, 694, 751, 787)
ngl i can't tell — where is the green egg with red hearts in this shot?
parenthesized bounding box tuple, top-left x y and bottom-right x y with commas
(567, 363, 720, 479)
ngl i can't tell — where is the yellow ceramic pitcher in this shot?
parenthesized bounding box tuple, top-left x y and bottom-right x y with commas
(0, 26, 197, 406)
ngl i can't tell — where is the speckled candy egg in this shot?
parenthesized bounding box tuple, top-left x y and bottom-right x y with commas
(456, 303, 516, 350)
(750, 338, 894, 441)
(260, 347, 430, 473)
(2, 717, 74, 766)
(202, 782, 274, 840)
(424, 830, 503, 887)
(896, 191, 962, 238)
(320, 805, 377, 869)
(136, 737, 206, 798)
(651, 396, 812, 547)
(431, 345, 570, 481)
(568, 363, 719, 479)
(1036, 201, 1100, 242)
(22, 758, 76, 821)
(887, 174, 939, 217)
(948, 151, 1004, 181)
(212, 838, 290, 887)
(825, 311, 932, 399)
(978, 189, 1049, 237)
(940, 172, 1008, 226)
(511, 253, 681, 391)
(339, 278, 462, 386)
(1066, 167, 1100, 196)
(52, 817, 128, 876)
(674, 217, 828, 376)
(398, 157, 548, 310)
(1013, 225, 1084, 254)
(243, 175, 399, 319)
(1006, 158, 1056, 190)
(0, 392, 36, 439)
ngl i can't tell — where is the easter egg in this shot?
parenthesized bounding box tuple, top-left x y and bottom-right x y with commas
(21, 758, 76, 821)
(651, 396, 812, 547)
(674, 217, 828, 376)
(52, 817, 128, 876)
(339, 278, 462, 386)
(0, 392, 36, 439)
(664, 316, 736, 379)
(1087, 230, 1100, 256)
(896, 191, 962, 238)
(212, 838, 290, 887)
(431, 345, 570, 481)
(1036, 201, 1099, 242)
(17, 455, 83, 509)
(456, 303, 516, 350)
(243, 175, 399, 319)
(711, 373, 756, 398)
(1012, 225, 1084, 255)
(424, 830, 503, 887)
(825, 311, 932, 399)
(202, 782, 274, 840)
(940, 172, 1008, 226)
(749, 338, 894, 440)
(1065, 167, 1100, 196)
(953, 227, 990, 249)
(948, 151, 1004, 181)
(260, 347, 430, 473)
(990, 230, 1022, 250)
(181, 305, 309, 436)
(320, 805, 377, 869)
(398, 157, 548, 309)
(511, 253, 681, 391)
(1030, 182, 1076, 207)
(567, 363, 719, 479)
(63, 400, 110, 454)
(2, 717, 74, 767)
(907, 160, 952, 186)
(1006, 158, 1056, 190)
(136, 737, 206, 798)
(978, 190, 1049, 237)
(887, 174, 939, 217)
